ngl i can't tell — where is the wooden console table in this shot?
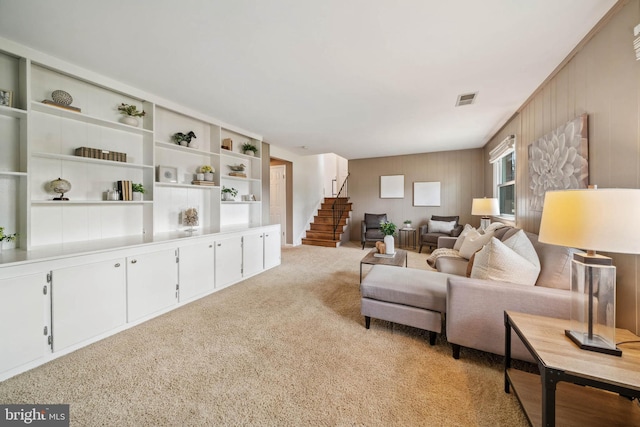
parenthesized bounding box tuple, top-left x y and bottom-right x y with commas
(504, 311, 640, 427)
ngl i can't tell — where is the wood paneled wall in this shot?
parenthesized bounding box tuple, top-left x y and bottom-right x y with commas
(483, 0, 640, 332)
(348, 149, 484, 242)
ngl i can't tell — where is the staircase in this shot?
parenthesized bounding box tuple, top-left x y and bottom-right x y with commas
(302, 197, 352, 247)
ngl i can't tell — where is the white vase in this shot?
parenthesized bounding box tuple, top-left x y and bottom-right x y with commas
(120, 116, 139, 127)
(204, 172, 214, 182)
(244, 150, 254, 157)
(196, 173, 205, 181)
(132, 192, 142, 201)
(384, 235, 395, 254)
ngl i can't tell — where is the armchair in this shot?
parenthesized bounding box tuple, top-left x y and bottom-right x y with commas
(419, 215, 463, 253)
(361, 213, 387, 249)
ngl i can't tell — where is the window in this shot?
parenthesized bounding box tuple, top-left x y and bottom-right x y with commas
(489, 136, 516, 218)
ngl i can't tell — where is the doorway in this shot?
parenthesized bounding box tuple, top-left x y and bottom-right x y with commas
(270, 164, 286, 245)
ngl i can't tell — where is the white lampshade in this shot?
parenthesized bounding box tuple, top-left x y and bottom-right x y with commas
(471, 198, 499, 217)
(539, 189, 640, 254)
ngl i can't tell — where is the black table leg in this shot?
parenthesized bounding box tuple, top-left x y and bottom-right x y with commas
(540, 367, 557, 427)
(504, 311, 512, 393)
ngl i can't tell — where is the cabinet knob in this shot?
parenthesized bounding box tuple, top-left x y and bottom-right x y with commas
(114, 263, 121, 268)
(209, 245, 213, 248)
(217, 243, 222, 247)
(131, 259, 137, 264)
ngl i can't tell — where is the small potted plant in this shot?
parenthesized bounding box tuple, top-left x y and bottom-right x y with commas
(221, 186, 238, 201)
(173, 131, 197, 148)
(403, 219, 412, 229)
(199, 165, 215, 181)
(241, 142, 258, 156)
(117, 103, 146, 127)
(132, 183, 145, 201)
(379, 221, 397, 255)
(0, 226, 17, 252)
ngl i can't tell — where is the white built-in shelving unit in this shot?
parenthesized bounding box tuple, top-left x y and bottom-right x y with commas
(0, 38, 280, 383)
(0, 44, 264, 253)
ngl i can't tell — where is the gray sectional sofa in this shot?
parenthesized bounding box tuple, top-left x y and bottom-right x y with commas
(360, 225, 576, 362)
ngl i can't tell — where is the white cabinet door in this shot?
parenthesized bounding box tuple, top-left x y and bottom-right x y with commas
(51, 259, 126, 352)
(179, 239, 215, 301)
(215, 235, 242, 289)
(127, 248, 178, 322)
(243, 231, 264, 277)
(264, 228, 281, 270)
(0, 273, 48, 376)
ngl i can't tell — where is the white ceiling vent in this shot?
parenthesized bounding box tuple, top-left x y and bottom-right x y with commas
(456, 92, 478, 107)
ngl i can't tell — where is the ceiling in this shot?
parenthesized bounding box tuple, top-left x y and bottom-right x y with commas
(0, 0, 617, 160)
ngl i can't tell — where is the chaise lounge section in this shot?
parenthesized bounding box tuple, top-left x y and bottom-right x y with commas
(360, 265, 456, 345)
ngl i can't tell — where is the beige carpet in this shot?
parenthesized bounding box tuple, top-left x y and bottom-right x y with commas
(0, 242, 528, 426)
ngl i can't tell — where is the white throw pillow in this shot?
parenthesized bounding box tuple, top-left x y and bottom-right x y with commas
(470, 237, 540, 286)
(428, 219, 456, 234)
(453, 224, 475, 251)
(458, 229, 494, 259)
(484, 222, 507, 234)
(502, 229, 541, 269)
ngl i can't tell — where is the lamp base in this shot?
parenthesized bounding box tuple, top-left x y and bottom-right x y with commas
(479, 217, 491, 231)
(565, 329, 622, 356)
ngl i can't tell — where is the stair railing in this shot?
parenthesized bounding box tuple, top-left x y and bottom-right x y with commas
(331, 173, 350, 241)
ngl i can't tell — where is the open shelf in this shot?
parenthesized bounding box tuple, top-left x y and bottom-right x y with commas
(0, 105, 27, 119)
(220, 150, 260, 161)
(155, 141, 219, 157)
(221, 201, 261, 205)
(221, 175, 260, 183)
(155, 182, 220, 190)
(507, 369, 640, 426)
(32, 152, 153, 170)
(31, 101, 153, 136)
(0, 171, 27, 177)
(31, 200, 152, 205)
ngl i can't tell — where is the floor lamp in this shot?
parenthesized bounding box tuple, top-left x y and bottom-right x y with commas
(471, 198, 499, 231)
(538, 188, 640, 356)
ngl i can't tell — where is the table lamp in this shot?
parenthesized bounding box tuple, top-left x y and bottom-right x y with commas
(471, 198, 499, 231)
(538, 187, 640, 356)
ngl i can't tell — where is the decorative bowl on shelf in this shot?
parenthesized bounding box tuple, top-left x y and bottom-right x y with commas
(229, 164, 246, 172)
(51, 90, 73, 106)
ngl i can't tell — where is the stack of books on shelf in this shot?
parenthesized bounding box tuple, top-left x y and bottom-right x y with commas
(192, 180, 216, 186)
(75, 146, 127, 162)
(116, 180, 133, 200)
(228, 172, 247, 178)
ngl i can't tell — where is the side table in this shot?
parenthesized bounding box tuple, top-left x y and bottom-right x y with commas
(398, 228, 416, 249)
(359, 249, 407, 283)
(504, 311, 640, 426)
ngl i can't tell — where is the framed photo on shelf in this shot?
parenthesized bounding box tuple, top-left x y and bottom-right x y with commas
(222, 138, 233, 151)
(0, 89, 13, 107)
(157, 165, 178, 183)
